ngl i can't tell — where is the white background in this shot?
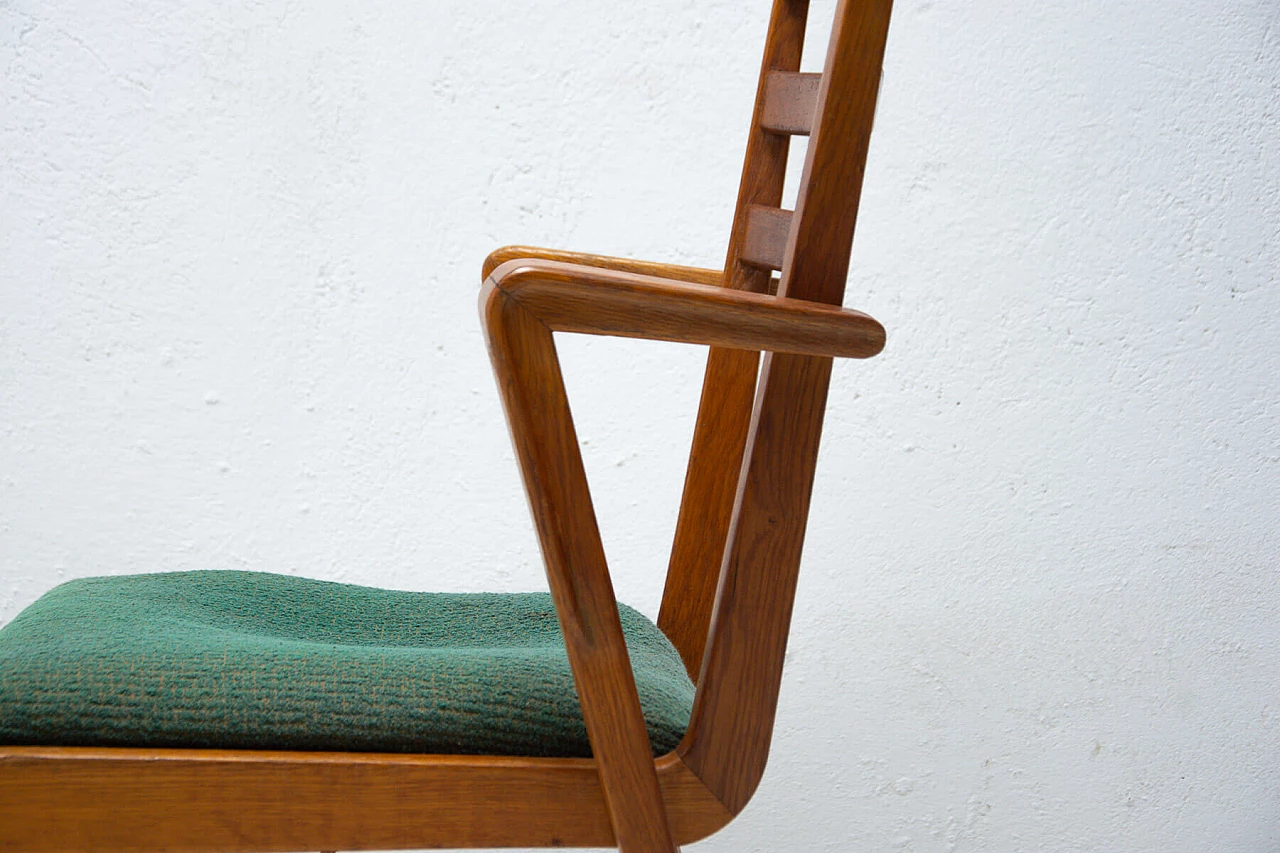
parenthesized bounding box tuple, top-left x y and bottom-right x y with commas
(3, 1, 1278, 850)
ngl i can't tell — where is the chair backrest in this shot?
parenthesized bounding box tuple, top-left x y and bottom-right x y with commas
(657, 0, 893, 813)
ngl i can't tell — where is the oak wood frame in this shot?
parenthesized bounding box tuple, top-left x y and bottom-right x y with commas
(0, 0, 894, 850)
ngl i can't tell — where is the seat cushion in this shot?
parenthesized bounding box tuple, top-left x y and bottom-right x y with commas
(0, 570, 694, 758)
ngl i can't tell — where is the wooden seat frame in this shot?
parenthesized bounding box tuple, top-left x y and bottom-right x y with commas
(0, 0, 893, 850)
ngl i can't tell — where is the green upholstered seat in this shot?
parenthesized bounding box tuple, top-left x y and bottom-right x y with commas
(0, 570, 694, 758)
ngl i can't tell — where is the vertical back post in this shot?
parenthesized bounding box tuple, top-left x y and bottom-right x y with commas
(678, 0, 894, 813)
(658, 0, 810, 681)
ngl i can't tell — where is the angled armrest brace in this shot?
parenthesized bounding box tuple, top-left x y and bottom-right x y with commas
(484, 257, 886, 359)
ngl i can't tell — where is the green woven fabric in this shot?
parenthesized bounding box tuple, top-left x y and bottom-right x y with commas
(0, 570, 693, 758)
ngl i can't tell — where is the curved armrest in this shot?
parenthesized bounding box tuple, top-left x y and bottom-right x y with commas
(483, 245, 724, 287)
(484, 258, 885, 359)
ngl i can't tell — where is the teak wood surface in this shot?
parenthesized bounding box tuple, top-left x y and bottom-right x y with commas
(0, 0, 895, 850)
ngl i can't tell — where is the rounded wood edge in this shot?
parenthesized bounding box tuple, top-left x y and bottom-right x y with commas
(0, 744, 602, 768)
(0, 745, 736, 851)
(487, 257, 887, 361)
(483, 245, 540, 280)
(656, 751, 736, 845)
(483, 245, 724, 287)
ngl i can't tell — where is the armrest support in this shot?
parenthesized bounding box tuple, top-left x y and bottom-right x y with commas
(483, 245, 723, 287)
(485, 258, 885, 359)
(480, 278, 682, 852)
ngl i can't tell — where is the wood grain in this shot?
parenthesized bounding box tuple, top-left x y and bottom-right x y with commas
(720, 0, 811, 296)
(660, 0, 811, 681)
(780, 0, 893, 304)
(0, 746, 731, 852)
(486, 259, 884, 359)
(679, 0, 895, 814)
(483, 245, 723, 286)
(481, 283, 680, 852)
(657, 346, 761, 680)
(679, 350, 835, 812)
(760, 71, 822, 135)
(740, 204, 794, 271)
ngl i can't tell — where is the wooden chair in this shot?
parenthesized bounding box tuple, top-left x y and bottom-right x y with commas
(0, 0, 893, 849)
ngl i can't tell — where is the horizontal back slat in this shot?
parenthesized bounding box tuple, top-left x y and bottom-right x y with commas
(740, 205, 793, 270)
(760, 71, 822, 135)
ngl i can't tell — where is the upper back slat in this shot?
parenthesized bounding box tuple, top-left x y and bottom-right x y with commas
(760, 71, 822, 135)
(740, 205, 794, 271)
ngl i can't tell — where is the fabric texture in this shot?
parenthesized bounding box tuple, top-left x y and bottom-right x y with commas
(0, 570, 694, 758)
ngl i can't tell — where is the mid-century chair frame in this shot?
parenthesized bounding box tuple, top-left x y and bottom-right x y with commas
(0, 0, 893, 850)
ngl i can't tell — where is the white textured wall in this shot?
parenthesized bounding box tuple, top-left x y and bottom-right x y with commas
(3, 0, 1278, 849)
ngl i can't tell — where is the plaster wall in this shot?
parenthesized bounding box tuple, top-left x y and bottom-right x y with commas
(2, 1, 1278, 849)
